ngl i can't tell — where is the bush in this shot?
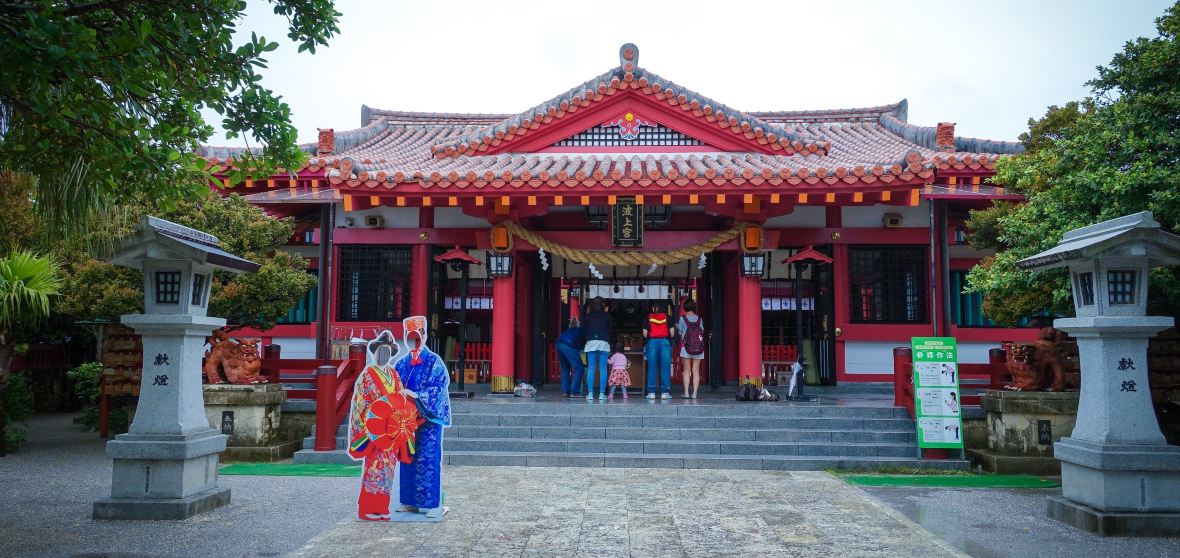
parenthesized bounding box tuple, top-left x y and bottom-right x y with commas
(67, 362, 103, 404)
(4, 373, 34, 451)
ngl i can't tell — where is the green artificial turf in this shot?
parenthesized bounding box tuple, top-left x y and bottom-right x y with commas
(219, 462, 362, 477)
(841, 474, 1060, 489)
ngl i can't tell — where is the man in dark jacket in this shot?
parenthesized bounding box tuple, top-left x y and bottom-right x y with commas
(555, 318, 585, 397)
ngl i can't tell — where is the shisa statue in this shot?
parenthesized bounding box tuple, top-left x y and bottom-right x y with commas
(1004, 327, 1068, 391)
(348, 330, 423, 521)
(1033, 327, 1067, 391)
(203, 330, 264, 384)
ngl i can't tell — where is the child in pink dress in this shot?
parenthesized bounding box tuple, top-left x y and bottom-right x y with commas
(606, 342, 630, 399)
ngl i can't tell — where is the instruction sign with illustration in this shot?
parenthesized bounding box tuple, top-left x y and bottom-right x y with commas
(911, 337, 964, 449)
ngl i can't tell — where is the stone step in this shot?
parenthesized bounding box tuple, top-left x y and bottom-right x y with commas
(448, 425, 915, 443)
(450, 402, 907, 418)
(450, 414, 914, 430)
(441, 451, 970, 471)
(293, 448, 354, 465)
(442, 438, 918, 457)
(299, 424, 915, 455)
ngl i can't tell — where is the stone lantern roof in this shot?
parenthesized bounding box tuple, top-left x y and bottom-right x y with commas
(1016, 211, 1180, 271)
(108, 216, 260, 273)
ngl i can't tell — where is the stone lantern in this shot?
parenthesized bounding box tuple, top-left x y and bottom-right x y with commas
(94, 216, 259, 520)
(1018, 211, 1180, 536)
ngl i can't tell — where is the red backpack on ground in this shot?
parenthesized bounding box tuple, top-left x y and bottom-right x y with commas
(682, 315, 705, 355)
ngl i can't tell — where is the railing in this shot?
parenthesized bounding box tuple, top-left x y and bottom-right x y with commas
(761, 344, 798, 385)
(258, 344, 366, 452)
(445, 342, 492, 384)
(893, 346, 1009, 419)
(10, 342, 72, 372)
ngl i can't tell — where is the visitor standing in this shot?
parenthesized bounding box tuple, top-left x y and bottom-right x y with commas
(582, 297, 614, 400)
(643, 301, 675, 400)
(606, 341, 630, 399)
(678, 299, 705, 399)
(555, 318, 585, 397)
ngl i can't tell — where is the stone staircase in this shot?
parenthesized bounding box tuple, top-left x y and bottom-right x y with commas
(295, 397, 969, 471)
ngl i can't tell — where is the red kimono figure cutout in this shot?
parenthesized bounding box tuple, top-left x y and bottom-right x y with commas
(348, 331, 425, 521)
(394, 315, 452, 518)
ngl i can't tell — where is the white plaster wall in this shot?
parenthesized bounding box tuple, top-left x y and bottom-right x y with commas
(765, 206, 826, 228)
(434, 207, 489, 228)
(271, 337, 317, 359)
(841, 202, 930, 228)
(959, 342, 1002, 364)
(843, 340, 1002, 375)
(843, 341, 906, 374)
(335, 206, 419, 229)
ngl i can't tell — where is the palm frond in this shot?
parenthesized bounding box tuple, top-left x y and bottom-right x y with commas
(0, 250, 63, 332)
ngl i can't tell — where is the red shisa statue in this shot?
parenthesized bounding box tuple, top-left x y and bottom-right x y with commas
(203, 330, 265, 384)
(1005, 327, 1068, 392)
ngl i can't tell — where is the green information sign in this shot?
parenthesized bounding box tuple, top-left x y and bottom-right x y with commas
(910, 337, 964, 449)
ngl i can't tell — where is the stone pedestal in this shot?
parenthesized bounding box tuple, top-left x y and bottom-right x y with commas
(968, 390, 1079, 474)
(1048, 316, 1180, 536)
(94, 315, 231, 520)
(203, 384, 296, 461)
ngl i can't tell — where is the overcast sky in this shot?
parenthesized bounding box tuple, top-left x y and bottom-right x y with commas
(203, 0, 1174, 147)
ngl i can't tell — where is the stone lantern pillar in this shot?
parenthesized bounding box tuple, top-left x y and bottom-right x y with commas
(1018, 211, 1180, 536)
(93, 217, 259, 520)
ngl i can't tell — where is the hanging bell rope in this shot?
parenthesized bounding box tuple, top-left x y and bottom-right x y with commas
(501, 220, 744, 267)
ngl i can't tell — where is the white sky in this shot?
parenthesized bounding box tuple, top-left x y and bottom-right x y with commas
(204, 0, 1173, 147)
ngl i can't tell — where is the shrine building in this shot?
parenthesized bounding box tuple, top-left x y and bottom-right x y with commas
(205, 43, 1037, 393)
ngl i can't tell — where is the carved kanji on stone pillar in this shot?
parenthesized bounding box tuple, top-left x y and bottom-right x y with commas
(318, 128, 335, 156)
(935, 122, 955, 152)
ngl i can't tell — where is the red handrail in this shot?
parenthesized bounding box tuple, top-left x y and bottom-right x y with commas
(893, 346, 1008, 414)
(893, 347, 915, 419)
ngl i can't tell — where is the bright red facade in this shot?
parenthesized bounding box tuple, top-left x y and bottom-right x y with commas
(206, 44, 1038, 392)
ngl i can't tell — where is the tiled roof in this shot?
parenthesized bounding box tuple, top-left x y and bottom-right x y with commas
(202, 44, 1024, 192)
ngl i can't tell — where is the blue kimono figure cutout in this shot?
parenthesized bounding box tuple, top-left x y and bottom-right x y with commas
(393, 315, 452, 518)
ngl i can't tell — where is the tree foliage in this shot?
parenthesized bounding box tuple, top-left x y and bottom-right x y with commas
(966, 2, 1180, 324)
(0, 0, 341, 236)
(54, 193, 316, 332)
(0, 171, 38, 252)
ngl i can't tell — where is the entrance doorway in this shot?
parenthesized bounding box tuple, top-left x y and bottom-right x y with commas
(547, 274, 705, 394)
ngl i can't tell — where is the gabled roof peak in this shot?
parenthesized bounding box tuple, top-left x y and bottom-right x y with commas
(428, 43, 832, 159)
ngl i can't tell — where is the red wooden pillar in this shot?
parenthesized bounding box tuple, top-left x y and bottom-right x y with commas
(514, 252, 533, 383)
(723, 254, 740, 383)
(832, 244, 851, 382)
(490, 257, 516, 393)
(314, 364, 338, 451)
(410, 208, 434, 317)
(410, 245, 430, 317)
(737, 264, 762, 385)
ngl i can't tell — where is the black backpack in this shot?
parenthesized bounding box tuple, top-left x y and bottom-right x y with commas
(682, 316, 705, 355)
(735, 384, 760, 401)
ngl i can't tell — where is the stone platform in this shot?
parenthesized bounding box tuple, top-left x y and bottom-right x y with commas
(968, 389, 1079, 474)
(203, 383, 295, 462)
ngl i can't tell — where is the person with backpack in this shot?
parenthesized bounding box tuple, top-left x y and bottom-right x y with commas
(678, 299, 705, 399)
(642, 301, 675, 400)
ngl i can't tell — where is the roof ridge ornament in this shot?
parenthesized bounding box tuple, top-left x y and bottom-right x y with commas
(619, 43, 638, 73)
